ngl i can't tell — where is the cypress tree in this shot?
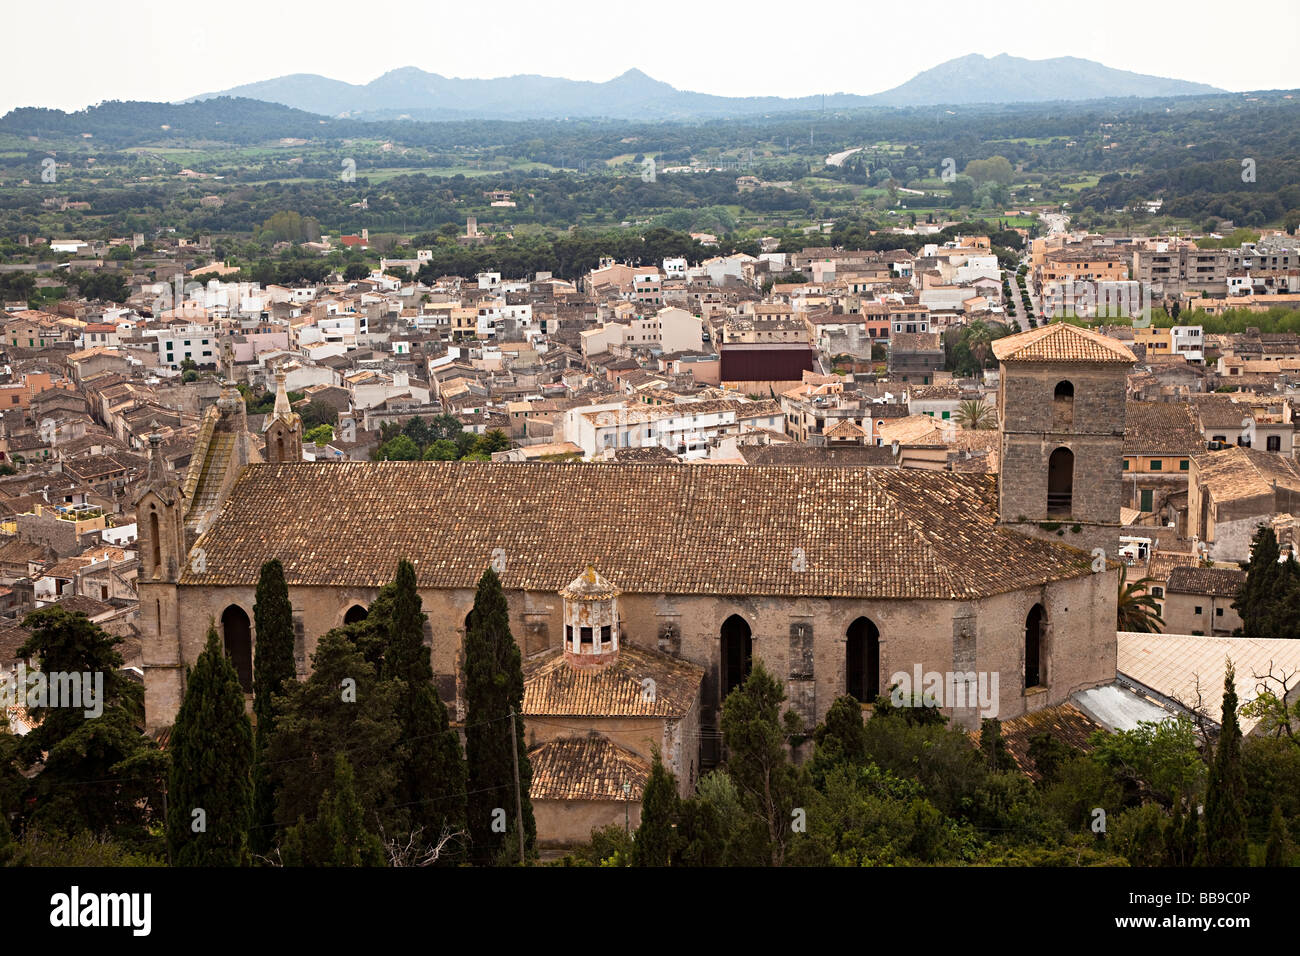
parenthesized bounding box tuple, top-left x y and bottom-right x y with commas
(251, 558, 296, 854)
(281, 753, 386, 867)
(381, 559, 466, 853)
(809, 695, 870, 785)
(632, 748, 679, 867)
(1232, 527, 1300, 639)
(979, 718, 1017, 772)
(167, 624, 254, 866)
(265, 628, 401, 836)
(464, 566, 535, 864)
(1201, 660, 1249, 866)
(1264, 803, 1291, 867)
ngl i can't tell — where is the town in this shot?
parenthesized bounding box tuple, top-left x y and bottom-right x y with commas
(0, 9, 1298, 881)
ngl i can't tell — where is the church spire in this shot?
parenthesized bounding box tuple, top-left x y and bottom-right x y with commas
(272, 368, 292, 422)
(263, 367, 303, 463)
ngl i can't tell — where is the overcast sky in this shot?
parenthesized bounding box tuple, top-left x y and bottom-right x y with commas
(4, 0, 1297, 116)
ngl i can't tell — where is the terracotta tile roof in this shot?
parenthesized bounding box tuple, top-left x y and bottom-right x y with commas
(524, 644, 702, 718)
(528, 735, 650, 802)
(973, 702, 1102, 781)
(739, 445, 894, 467)
(1123, 401, 1202, 455)
(1145, 551, 1202, 581)
(992, 322, 1136, 364)
(823, 419, 866, 439)
(182, 461, 1098, 599)
(1193, 445, 1300, 503)
(1165, 566, 1246, 598)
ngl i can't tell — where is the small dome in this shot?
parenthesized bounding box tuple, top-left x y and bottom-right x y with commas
(560, 564, 618, 601)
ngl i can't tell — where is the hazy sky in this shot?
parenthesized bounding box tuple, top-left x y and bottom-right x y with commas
(5, 0, 1298, 115)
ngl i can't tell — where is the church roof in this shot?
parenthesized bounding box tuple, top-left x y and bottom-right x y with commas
(528, 735, 650, 802)
(992, 322, 1136, 365)
(524, 644, 702, 718)
(181, 461, 1097, 600)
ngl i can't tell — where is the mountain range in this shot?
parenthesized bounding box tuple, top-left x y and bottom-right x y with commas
(185, 54, 1225, 121)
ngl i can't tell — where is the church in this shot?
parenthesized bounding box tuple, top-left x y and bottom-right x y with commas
(136, 324, 1136, 817)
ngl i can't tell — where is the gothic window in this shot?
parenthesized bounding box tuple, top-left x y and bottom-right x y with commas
(720, 614, 753, 703)
(221, 605, 253, 694)
(846, 617, 880, 703)
(343, 604, 368, 625)
(1025, 604, 1046, 689)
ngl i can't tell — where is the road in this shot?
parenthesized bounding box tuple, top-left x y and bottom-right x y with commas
(825, 146, 863, 167)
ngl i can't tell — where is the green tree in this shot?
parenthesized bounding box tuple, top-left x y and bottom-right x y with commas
(632, 748, 679, 867)
(167, 624, 254, 866)
(16, 607, 163, 843)
(473, 429, 511, 456)
(265, 629, 401, 839)
(464, 566, 535, 863)
(1232, 526, 1300, 639)
(423, 439, 459, 461)
(808, 695, 870, 785)
(721, 660, 807, 867)
(1264, 803, 1292, 867)
(377, 434, 421, 461)
(953, 399, 996, 429)
(1117, 565, 1165, 633)
(281, 753, 385, 867)
(979, 718, 1017, 772)
(1200, 661, 1249, 866)
(304, 424, 333, 447)
(381, 560, 466, 853)
(251, 558, 296, 855)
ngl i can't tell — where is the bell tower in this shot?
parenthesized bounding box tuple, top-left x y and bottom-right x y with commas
(136, 432, 187, 729)
(992, 322, 1135, 557)
(263, 368, 303, 463)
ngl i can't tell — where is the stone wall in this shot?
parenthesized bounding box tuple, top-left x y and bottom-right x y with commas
(149, 571, 1119, 741)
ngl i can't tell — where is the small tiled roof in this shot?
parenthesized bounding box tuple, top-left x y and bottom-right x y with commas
(972, 702, 1102, 781)
(992, 322, 1136, 364)
(524, 644, 702, 719)
(559, 565, 618, 602)
(1166, 566, 1246, 598)
(182, 461, 1098, 599)
(823, 419, 866, 439)
(528, 735, 650, 802)
(1193, 445, 1300, 503)
(1123, 401, 1202, 455)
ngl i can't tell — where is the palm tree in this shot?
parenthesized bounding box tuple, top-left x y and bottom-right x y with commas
(1117, 564, 1165, 633)
(953, 399, 996, 430)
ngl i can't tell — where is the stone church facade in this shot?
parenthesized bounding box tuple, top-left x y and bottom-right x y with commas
(138, 324, 1136, 768)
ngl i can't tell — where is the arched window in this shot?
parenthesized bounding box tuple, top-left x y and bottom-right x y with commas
(845, 617, 880, 703)
(1047, 447, 1074, 516)
(149, 509, 161, 574)
(221, 605, 253, 694)
(1025, 604, 1046, 689)
(1053, 380, 1074, 429)
(277, 435, 285, 460)
(720, 614, 752, 703)
(343, 604, 368, 625)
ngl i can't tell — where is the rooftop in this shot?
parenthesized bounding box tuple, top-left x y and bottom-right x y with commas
(182, 461, 1097, 599)
(992, 322, 1136, 365)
